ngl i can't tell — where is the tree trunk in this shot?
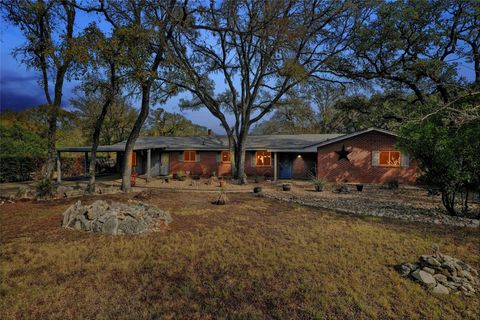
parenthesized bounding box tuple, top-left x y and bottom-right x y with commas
(441, 189, 457, 216)
(121, 84, 151, 192)
(87, 63, 116, 193)
(87, 97, 113, 193)
(233, 133, 248, 184)
(43, 70, 67, 183)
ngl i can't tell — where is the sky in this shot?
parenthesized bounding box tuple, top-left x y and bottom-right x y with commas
(0, 12, 227, 133)
(0, 10, 476, 135)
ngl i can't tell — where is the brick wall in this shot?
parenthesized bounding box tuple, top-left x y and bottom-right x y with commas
(317, 132, 417, 184)
(169, 151, 220, 177)
(292, 153, 316, 179)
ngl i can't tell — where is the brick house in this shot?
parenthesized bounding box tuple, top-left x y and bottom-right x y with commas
(57, 128, 417, 184)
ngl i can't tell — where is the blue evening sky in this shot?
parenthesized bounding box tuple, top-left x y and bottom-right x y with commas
(0, 11, 476, 134)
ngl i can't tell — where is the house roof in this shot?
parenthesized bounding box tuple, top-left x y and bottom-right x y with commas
(57, 128, 396, 153)
(305, 127, 398, 149)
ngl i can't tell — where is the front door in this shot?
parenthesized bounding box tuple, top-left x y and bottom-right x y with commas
(160, 153, 170, 176)
(278, 154, 292, 179)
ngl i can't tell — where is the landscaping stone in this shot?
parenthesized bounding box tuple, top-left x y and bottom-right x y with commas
(422, 267, 436, 275)
(411, 270, 437, 288)
(432, 283, 450, 295)
(395, 250, 479, 296)
(262, 190, 479, 228)
(62, 200, 172, 235)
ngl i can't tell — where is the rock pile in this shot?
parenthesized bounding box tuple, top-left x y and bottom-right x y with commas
(396, 253, 479, 295)
(62, 200, 172, 235)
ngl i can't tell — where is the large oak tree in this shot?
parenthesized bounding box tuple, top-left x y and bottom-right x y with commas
(166, 0, 364, 183)
(2, 0, 81, 188)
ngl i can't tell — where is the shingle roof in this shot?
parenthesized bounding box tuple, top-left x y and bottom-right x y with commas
(57, 128, 396, 153)
(58, 133, 343, 152)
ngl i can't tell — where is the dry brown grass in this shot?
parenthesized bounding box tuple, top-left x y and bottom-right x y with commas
(0, 191, 479, 319)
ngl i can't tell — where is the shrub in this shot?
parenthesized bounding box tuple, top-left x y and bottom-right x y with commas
(36, 179, 54, 198)
(0, 157, 44, 182)
(387, 179, 399, 190)
(399, 116, 480, 216)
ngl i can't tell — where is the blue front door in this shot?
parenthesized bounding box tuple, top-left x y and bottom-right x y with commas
(279, 154, 292, 179)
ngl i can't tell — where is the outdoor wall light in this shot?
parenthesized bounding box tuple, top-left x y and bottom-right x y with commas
(297, 154, 302, 158)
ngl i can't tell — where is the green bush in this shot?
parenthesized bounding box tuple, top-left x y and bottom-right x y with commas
(0, 157, 45, 182)
(399, 118, 480, 216)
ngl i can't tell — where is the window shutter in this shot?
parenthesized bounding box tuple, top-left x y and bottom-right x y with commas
(216, 152, 220, 162)
(371, 151, 379, 167)
(196, 151, 200, 162)
(251, 152, 256, 167)
(178, 152, 184, 162)
(400, 153, 410, 168)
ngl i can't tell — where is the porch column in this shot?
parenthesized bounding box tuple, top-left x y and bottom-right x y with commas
(273, 152, 278, 181)
(56, 151, 62, 183)
(146, 149, 151, 180)
(84, 152, 88, 177)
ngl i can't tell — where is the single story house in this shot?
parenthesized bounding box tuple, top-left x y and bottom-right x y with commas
(57, 128, 417, 184)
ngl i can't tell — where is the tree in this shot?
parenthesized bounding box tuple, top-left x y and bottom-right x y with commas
(72, 23, 124, 192)
(71, 95, 137, 145)
(167, 0, 362, 183)
(252, 89, 408, 134)
(399, 109, 480, 217)
(89, 0, 181, 191)
(1, 0, 82, 185)
(144, 108, 207, 136)
(338, 0, 479, 107)
(336, 0, 480, 215)
(0, 105, 84, 147)
(0, 124, 46, 158)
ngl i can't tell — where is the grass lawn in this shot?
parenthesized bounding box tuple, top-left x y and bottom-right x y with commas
(1, 191, 479, 319)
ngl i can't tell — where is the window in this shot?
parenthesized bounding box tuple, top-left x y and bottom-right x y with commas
(221, 151, 231, 163)
(184, 150, 196, 162)
(256, 151, 271, 166)
(378, 151, 400, 167)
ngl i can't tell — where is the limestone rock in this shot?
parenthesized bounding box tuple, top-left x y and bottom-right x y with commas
(422, 267, 435, 275)
(395, 252, 479, 296)
(412, 269, 437, 288)
(432, 284, 449, 294)
(62, 200, 172, 235)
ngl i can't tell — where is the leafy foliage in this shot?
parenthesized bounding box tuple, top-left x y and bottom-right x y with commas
(144, 108, 207, 137)
(0, 124, 46, 158)
(399, 116, 480, 216)
(71, 95, 137, 145)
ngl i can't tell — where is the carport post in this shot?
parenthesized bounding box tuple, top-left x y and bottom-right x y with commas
(146, 149, 151, 180)
(56, 151, 62, 183)
(273, 152, 278, 181)
(84, 152, 88, 177)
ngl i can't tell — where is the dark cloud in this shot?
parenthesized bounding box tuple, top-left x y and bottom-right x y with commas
(0, 89, 45, 111)
(0, 72, 40, 84)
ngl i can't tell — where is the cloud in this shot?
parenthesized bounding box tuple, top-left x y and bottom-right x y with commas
(0, 88, 46, 111)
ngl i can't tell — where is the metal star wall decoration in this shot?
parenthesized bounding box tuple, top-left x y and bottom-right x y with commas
(335, 144, 351, 161)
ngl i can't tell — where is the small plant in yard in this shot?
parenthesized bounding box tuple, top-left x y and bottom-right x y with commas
(36, 179, 54, 198)
(212, 188, 228, 205)
(175, 170, 187, 181)
(387, 178, 399, 190)
(311, 178, 327, 192)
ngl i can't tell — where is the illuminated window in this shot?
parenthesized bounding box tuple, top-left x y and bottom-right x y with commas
(378, 151, 400, 167)
(131, 152, 137, 166)
(221, 151, 231, 163)
(256, 151, 271, 166)
(184, 150, 196, 162)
